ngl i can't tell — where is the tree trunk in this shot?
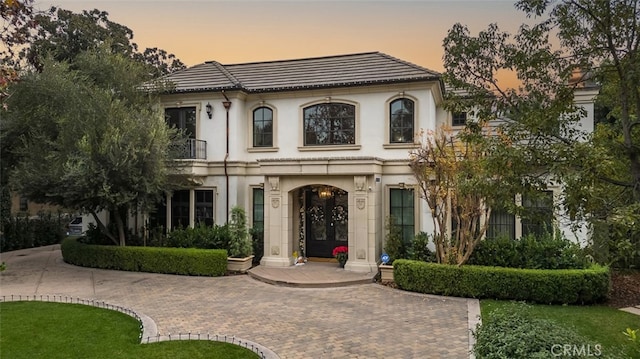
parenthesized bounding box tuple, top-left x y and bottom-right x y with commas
(114, 206, 127, 247)
(89, 209, 118, 245)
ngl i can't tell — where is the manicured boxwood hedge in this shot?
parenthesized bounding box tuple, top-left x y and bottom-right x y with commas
(393, 259, 610, 304)
(61, 238, 227, 276)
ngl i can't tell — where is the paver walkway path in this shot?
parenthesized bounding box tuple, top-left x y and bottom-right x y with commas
(1, 245, 476, 358)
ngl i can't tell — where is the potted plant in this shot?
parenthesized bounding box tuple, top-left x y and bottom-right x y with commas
(227, 206, 254, 273)
(332, 245, 348, 268)
(379, 216, 405, 282)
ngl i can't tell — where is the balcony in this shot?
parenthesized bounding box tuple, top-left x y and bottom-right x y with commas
(172, 138, 207, 160)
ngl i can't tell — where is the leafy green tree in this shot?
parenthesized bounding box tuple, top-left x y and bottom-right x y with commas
(20, 7, 185, 76)
(442, 1, 640, 260)
(3, 46, 181, 246)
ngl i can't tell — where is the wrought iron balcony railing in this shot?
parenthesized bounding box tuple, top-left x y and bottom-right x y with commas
(171, 138, 207, 160)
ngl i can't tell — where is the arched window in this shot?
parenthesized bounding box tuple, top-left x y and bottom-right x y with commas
(303, 103, 355, 146)
(389, 98, 414, 143)
(253, 107, 273, 147)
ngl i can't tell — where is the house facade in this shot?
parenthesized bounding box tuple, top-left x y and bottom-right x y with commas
(155, 52, 596, 272)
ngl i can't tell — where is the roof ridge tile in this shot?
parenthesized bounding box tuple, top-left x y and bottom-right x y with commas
(210, 61, 243, 87)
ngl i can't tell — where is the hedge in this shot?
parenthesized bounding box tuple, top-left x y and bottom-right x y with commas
(393, 259, 610, 304)
(61, 238, 227, 276)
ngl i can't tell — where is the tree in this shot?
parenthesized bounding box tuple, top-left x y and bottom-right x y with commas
(1, 0, 38, 106)
(19, 7, 184, 76)
(3, 46, 181, 246)
(410, 126, 513, 265)
(443, 0, 640, 265)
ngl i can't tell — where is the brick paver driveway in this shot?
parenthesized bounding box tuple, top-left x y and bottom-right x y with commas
(1, 246, 475, 358)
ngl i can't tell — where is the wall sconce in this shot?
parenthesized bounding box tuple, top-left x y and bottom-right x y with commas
(318, 186, 333, 199)
(205, 102, 213, 119)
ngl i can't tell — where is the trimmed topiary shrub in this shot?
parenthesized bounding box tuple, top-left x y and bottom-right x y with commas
(394, 259, 610, 304)
(228, 206, 252, 258)
(469, 231, 589, 269)
(61, 237, 227, 276)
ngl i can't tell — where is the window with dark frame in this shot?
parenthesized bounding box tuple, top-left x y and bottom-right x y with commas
(390, 188, 415, 246)
(165, 107, 197, 138)
(303, 103, 355, 146)
(253, 107, 273, 147)
(19, 196, 28, 212)
(452, 112, 467, 127)
(253, 188, 264, 234)
(390, 98, 414, 143)
(148, 198, 167, 234)
(195, 189, 214, 226)
(522, 191, 554, 237)
(486, 207, 516, 240)
(171, 190, 190, 229)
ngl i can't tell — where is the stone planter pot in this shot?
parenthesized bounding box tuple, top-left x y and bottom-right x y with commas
(379, 264, 394, 282)
(227, 255, 255, 273)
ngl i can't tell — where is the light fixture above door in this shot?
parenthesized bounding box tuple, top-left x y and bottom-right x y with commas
(318, 186, 333, 199)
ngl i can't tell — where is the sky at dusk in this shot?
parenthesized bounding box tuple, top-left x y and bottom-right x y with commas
(33, 0, 530, 76)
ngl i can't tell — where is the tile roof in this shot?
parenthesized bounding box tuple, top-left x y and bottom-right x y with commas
(161, 52, 441, 93)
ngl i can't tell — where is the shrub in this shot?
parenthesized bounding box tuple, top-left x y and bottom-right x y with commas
(228, 206, 252, 258)
(250, 225, 264, 264)
(473, 304, 600, 359)
(61, 237, 227, 276)
(469, 230, 589, 269)
(394, 259, 610, 304)
(384, 216, 406, 263)
(408, 231, 435, 262)
(0, 212, 65, 252)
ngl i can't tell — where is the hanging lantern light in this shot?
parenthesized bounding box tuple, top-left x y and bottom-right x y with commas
(318, 186, 333, 199)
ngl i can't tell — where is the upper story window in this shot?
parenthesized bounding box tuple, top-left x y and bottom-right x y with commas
(165, 107, 196, 138)
(389, 98, 414, 143)
(303, 103, 355, 146)
(452, 112, 467, 127)
(253, 107, 273, 147)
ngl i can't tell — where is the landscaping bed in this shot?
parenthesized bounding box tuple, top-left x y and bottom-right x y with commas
(607, 269, 640, 308)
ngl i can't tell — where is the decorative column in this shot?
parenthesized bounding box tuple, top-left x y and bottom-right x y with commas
(260, 176, 291, 267)
(345, 175, 377, 272)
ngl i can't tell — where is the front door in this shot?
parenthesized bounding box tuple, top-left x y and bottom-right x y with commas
(305, 188, 348, 258)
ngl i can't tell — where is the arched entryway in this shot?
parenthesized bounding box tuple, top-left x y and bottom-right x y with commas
(302, 185, 348, 258)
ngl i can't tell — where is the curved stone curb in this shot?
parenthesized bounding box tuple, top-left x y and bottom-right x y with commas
(0, 294, 280, 359)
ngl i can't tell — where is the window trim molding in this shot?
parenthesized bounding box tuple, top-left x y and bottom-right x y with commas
(247, 103, 278, 151)
(299, 98, 360, 148)
(385, 94, 419, 146)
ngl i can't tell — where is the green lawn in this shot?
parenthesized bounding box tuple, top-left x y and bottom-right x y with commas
(480, 300, 640, 358)
(0, 301, 260, 359)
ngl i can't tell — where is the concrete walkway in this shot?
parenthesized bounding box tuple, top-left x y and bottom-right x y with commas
(1, 245, 478, 358)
